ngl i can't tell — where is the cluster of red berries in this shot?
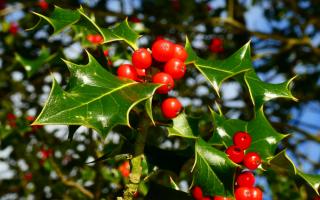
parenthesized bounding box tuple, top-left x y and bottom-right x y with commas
(225, 131, 261, 170)
(118, 161, 131, 178)
(116, 39, 187, 119)
(6, 113, 42, 131)
(227, 131, 263, 199)
(192, 186, 231, 200)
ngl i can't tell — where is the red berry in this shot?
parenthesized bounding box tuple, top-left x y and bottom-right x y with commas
(151, 39, 174, 62)
(129, 16, 141, 23)
(38, 0, 48, 11)
(117, 64, 138, 81)
(132, 48, 152, 69)
(136, 68, 146, 77)
(7, 113, 16, 127)
(192, 186, 203, 200)
(119, 161, 130, 177)
(243, 152, 262, 170)
(24, 172, 33, 181)
(233, 131, 252, 150)
(152, 72, 174, 94)
(172, 44, 188, 62)
(209, 38, 223, 53)
(87, 34, 103, 44)
(41, 148, 53, 160)
(236, 171, 255, 187)
(9, 22, 18, 35)
(6, 113, 16, 120)
(202, 197, 211, 200)
(103, 49, 109, 57)
(235, 187, 251, 200)
(213, 196, 232, 200)
(164, 58, 186, 80)
(225, 145, 244, 163)
(161, 98, 182, 119)
(251, 187, 263, 200)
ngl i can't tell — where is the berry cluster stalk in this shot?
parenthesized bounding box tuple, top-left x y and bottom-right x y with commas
(122, 116, 149, 200)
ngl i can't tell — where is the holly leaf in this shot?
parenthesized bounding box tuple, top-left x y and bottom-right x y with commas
(32, 6, 81, 34)
(244, 70, 297, 109)
(32, 52, 159, 137)
(209, 108, 287, 161)
(15, 47, 57, 77)
(167, 113, 198, 139)
(31, 7, 139, 49)
(185, 38, 251, 94)
(192, 139, 237, 197)
(269, 150, 320, 195)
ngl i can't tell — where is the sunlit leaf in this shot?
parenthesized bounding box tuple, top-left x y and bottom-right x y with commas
(32, 52, 159, 137)
(192, 139, 237, 197)
(209, 107, 287, 160)
(269, 150, 320, 195)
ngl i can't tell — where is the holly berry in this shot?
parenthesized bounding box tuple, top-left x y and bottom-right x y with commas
(129, 16, 141, 23)
(38, 0, 48, 11)
(86, 34, 103, 44)
(7, 113, 16, 127)
(132, 48, 152, 69)
(173, 44, 188, 62)
(152, 72, 174, 94)
(151, 39, 174, 62)
(251, 187, 263, 200)
(225, 145, 244, 163)
(209, 38, 223, 53)
(118, 161, 130, 178)
(136, 68, 146, 77)
(236, 171, 255, 187)
(202, 197, 211, 200)
(164, 58, 186, 80)
(161, 98, 182, 119)
(103, 49, 109, 57)
(7, 113, 16, 121)
(24, 172, 33, 182)
(40, 148, 53, 160)
(9, 22, 18, 35)
(213, 196, 232, 200)
(117, 64, 138, 81)
(192, 186, 203, 200)
(234, 187, 251, 200)
(243, 152, 262, 170)
(233, 131, 252, 150)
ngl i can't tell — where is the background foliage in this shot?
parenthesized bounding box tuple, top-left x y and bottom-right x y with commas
(0, 0, 320, 199)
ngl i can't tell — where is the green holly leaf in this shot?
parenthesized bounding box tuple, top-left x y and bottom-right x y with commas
(244, 70, 297, 109)
(192, 139, 237, 197)
(32, 52, 159, 137)
(269, 150, 320, 195)
(167, 113, 198, 139)
(185, 38, 251, 94)
(209, 108, 287, 161)
(32, 6, 81, 34)
(31, 7, 139, 49)
(15, 47, 57, 78)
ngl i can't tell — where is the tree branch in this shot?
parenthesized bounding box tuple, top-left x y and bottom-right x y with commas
(50, 158, 94, 199)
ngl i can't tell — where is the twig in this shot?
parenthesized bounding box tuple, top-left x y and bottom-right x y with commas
(122, 117, 149, 200)
(50, 158, 94, 199)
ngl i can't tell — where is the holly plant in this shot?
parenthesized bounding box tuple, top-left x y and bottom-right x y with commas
(26, 6, 319, 200)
